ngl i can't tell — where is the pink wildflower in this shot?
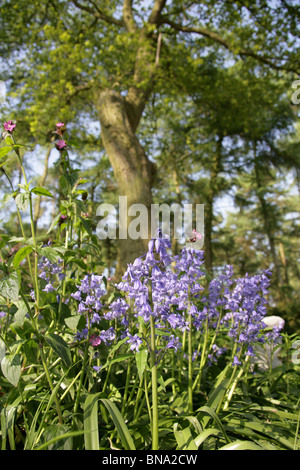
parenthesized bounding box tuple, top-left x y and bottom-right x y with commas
(56, 122, 65, 129)
(89, 335, 101, 347)
(189, 229, 202, 243)
(193, 229, 202, 239)
(3, 120, 16, 132)
(55, 139, 67, 150)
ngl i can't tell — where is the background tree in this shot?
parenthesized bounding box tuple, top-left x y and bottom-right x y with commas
(1, 0, 299, 274)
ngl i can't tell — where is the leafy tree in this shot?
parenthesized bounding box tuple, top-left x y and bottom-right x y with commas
(0, 0, 299, 272)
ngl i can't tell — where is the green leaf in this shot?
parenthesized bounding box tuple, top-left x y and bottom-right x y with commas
(194, 428, 222, 448)
(136, 348, 148, 380)
(44, 333, 72, 368)
(42, 424, 73, 450)
(83, 393, 100, 450)
(1, 354, 21, 386)
(101, 398, 136, 450)
(14, 300, 29, 326)
(10, 320, 34, 338)
(4, 135, 14, 146)
(219, 439, 265, 450)
(13, 245, 34, 268)
(0, 339, 6, 362)
(101, 353, 134, 370)
(197, 405, 231, 444)
(66, 257, 87, 270)
(24, 339, 38, 364)
(226, 416, 295, 450)
(1, 406, 17, 450)
(47, 214, 62, 234)
(31, 187, 54, 198)
(173, 423, 198, 450)
(15, 192, 29, 212)
(0, 156, 11, 168)
(40, 246, 60, 263)
(0, 146, 13, 159)
(78, 215, 93, 235)
(158, 371, 166, 392)
(35, 430, 85, 450)
(64, 315, 82, 331)
(0, 271, 20, 301)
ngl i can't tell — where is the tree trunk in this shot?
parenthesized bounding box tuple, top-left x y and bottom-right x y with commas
(204, 136, 223, 273)
(254, 144, 282, 287)
(95, 14, 163, 276)
(96, 88, 155, 277)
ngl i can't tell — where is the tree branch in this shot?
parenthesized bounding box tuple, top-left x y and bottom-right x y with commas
(148, 0, 167, 24)
(71, 0, 123, 27)
(65, 81, 95, 105)
(123, 0, 137, 32)
(159, 17, 300, 74)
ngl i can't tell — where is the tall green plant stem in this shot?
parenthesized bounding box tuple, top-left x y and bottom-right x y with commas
(74, 316, 91, 414)
(38, 342, 63, 424)
(148, 266, 159, 449)
(178, 330, 187, 380)
(2, 164, 34, 284)
(16, 148, 63, 425)
(121, 358, 132, 415)
(222, 354, 250, 411)
(187, 311, 193, 413)
(150, 314, 159, 450)
(193, 308, 223, 392)
(29, 192, 40, 309)
(15, 150, 38, 305)
(192, 318, 209, 393)
(57, 209, 70, 326)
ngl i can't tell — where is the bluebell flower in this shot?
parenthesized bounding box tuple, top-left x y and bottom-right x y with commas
(127, 333, 143, 352)
(232, 355, 242, 366)
(43, 283, 55, 293)
(166, 335, 181, 352)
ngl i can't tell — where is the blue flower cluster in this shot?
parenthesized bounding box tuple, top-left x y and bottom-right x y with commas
(37, 256, 65, 293)
(71, 273, 116, 345)
(221, 269, 276, 361)
(108, 231, 206, 354)
(71, 230, 283, 369)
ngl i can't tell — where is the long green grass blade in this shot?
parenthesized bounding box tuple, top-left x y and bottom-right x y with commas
(197, 405, 231, 444)
(83, 393, 100, 450)
(226, 416, 295, 450)
(219, 439, 265, 450)
(35, 430, 85, 450)
(173, 423, 198, 450)
(194, 428, 222, 448)
(101, 398, 136, 450)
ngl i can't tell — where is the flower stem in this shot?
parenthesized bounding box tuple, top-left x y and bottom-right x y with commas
(150, 315, 159, 450)
(39, 342, 63, 424)
(222, 354, 250, 411)
(121, 358, 132, 415)
(192, 318, 209, 392)
(74, 328, 90, 415)
(188, 311, 193, 413)
(29, 192, 40, 309)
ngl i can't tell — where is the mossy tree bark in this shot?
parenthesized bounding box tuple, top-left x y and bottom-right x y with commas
(97, 88, 156, 276)
(95, 5, 164, 275)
